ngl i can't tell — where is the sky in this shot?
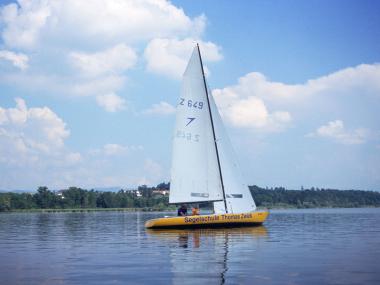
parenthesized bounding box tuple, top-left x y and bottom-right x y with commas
(0, 0, 379, 191)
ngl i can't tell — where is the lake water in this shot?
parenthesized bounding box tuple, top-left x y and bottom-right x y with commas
(1, 208, 379, 284)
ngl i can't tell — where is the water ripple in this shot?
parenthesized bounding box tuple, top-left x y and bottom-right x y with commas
(1, 208, 380, 284)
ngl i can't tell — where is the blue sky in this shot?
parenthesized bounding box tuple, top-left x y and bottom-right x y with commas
(0, 0, 379, 191)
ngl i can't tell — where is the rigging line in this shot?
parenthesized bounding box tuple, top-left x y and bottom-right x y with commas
(196, 43, 228, 213)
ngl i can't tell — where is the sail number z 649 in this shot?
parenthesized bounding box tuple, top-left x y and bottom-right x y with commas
(179, 98, 203, 109)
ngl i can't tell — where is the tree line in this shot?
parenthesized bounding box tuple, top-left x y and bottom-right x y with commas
(0, 184, 170, 212)
(0, 184, 379, 212)
(250, 186, 380, 208)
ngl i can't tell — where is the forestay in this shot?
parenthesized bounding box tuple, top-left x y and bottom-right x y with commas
(169, 46, 224, 204)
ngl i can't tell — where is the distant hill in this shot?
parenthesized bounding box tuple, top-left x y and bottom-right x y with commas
(0, 189, 34, 193)
(0, 187, 123, 193)
(92, 187, 122, 192)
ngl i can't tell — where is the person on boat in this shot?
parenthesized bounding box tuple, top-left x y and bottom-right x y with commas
(177, 204, 188, 216)
(191, 205, 200, 215)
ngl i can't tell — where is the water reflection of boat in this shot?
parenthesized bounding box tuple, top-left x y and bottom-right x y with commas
(147, 226, 268, 249)
(147, 226, 268, 242)
(147, 227, 268, 284)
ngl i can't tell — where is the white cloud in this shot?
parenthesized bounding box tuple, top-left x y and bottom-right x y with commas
(143, 101, 176, 115)
(89, 143, 143, 156)
(306, 64, 380, 97)
(212, 88, 292, 132)
(96, 93, 127, 112)
(220, 96, 291, 131)
(103, 144, 143, 156)
(212, 63, 380, 133)
(140, 158, 164, 185)
(0, 97, 83, 189)
(220, 63, 380, 104)
(103, 143, 129, 156)
(0, 98, 165, 190)
(0, 108, 7, 124)
(0, 49, 29, 70)
(0, 0, 221, 113)
(0, 72, 126, 99)
(69, 44, 137, 77)
(65, 152, 82, 164)
(144, 38, 222, 78)
(0, 1, 51, 49)
(0, 0, 206, 49)
(218, 72, 304, 103)
(307, 120, 369, 145)
(72, 75, 126, 97)
(0, 98, 69, 155)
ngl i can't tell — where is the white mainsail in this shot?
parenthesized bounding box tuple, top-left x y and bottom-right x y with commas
(170, 44, 257, 213)
(169, 45, 224, 204)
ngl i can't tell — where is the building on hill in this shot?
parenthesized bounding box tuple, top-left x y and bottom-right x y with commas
(152, 189, 169, 196)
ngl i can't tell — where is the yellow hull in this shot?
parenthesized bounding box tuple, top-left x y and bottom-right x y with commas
(145, 211, 269, 229)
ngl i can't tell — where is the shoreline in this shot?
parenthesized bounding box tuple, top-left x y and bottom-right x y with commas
(1, 205, 379, 213)
(0, 207, 174, 213)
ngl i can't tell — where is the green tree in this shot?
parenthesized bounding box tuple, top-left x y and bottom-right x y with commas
(0, 193, 11, 211)
(34, 187, 56, 209)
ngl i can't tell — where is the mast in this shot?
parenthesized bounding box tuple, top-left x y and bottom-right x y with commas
(196, 43, 228, 213)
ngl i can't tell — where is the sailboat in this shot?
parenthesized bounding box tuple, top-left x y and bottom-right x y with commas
(145, 44, 269, 229)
